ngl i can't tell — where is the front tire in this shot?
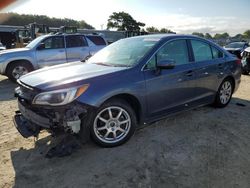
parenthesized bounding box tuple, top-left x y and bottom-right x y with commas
(214, 79, 233, 108)
(89, 99, 137, 147)
(6, 61, 33, 82)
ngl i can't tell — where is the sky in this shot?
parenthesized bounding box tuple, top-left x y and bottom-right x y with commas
(1, 0, 250, 36)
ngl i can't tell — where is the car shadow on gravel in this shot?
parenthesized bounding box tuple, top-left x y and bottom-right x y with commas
(10, 97, 250, 188)
(0, 77, 17, 101)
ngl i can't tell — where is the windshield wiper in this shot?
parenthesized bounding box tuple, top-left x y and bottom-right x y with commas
(81, 54, 92, 62)
(93, 62, 131, 67)
(108, 63, 131, 67)
(93, 62, 111, 66)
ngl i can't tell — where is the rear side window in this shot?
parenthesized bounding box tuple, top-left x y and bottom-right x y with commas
(86, 36, 106, 45)
(66, 35, 87, 48)
(191, 40, 212, 62)
(211, 46, 224, 59)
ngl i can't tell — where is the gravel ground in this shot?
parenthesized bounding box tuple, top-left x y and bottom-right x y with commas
(0, 74, 250, 188)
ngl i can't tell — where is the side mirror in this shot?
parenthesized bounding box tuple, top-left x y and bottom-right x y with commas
(157, 59, 176, 69)
(37, 43, 45, 50)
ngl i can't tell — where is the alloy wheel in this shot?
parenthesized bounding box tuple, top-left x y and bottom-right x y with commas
(93, 106, 131, 144)
(219, 81, 232, 104)
(12, 66, 29, 79)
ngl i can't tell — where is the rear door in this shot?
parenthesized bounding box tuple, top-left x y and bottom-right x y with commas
(190, 39, 225, 102)
(143, 39, 197, 118)
(35, 36, 66, 67)
(65, 35, 90, 62)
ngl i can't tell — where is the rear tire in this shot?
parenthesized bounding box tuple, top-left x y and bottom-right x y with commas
(84, 99, 137, 147)
(213, 79, 233, 108)
(6, 61, 33, 82)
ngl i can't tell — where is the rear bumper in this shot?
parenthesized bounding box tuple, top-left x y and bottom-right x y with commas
(234, 78, 241, 93)
(232, 63, 242, 94)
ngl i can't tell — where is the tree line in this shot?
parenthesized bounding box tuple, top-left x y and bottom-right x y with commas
(107, 11, 175, 33)
(107, 12, 250, 39)
(1, 12, 249, 39)
(0, 13, 94, 29)
(192, 31, 250, 40)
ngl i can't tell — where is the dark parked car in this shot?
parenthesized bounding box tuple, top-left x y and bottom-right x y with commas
(241, 47, 250, 75)
(224, 42, 249, 59)
(14, 34, 241, 147)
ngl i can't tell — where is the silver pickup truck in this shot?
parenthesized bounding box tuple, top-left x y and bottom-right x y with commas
(0, 33, 107, 81)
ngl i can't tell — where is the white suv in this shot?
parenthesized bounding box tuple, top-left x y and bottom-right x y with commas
(0, 33, 107, 81)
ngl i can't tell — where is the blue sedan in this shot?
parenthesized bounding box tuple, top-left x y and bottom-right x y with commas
(14, 34, 241, 147)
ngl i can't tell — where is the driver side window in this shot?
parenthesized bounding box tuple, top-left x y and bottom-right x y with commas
(41, 36, 65, 49)
(146, 39, 189, 69)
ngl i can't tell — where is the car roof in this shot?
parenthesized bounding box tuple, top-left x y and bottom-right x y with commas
(133, 34, 227, 54)
(130, 34, 204, 41)
(53, 33, 104, 37)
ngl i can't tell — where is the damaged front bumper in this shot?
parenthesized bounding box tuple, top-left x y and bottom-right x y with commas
(13, 98, 91, 138)
(13, 112, 41, 138)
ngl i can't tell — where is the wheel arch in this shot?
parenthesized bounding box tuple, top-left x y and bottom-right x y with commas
(5, 59, 34, 74)
(223, 75, 235, 92)
(101, 93, 142, 124)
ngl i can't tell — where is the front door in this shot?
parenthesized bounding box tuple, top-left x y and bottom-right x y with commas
(35, 36, 66, 68)
(143, 39, 197, 118)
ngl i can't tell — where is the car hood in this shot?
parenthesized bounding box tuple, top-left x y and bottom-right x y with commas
(19, 62, 127, 90)
(0, 47, 30, 55)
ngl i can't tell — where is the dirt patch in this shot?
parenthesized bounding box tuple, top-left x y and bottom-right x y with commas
(0, 75, 250, 188)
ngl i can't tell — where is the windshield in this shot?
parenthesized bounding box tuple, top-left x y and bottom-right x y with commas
(225, 42, 245, 48)
(87, 37, 159, 67)
(25, 35, 48, 49)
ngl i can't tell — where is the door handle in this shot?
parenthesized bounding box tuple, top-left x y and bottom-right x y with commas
(185, 70, 193, 77)
(58, 50, 64, 52)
